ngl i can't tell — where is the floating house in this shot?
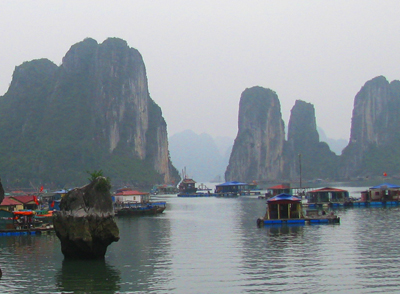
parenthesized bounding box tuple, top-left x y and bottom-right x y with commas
(9, 195, 39, 210)
(356, 183, 400, 206)
(262, 194, 304, 224)
(178, 178, 197, 194)
(113, 188, 166, 216)
(150, 184, 178, 195)
(306, 187, 350, 207)
(266, 184, 291, 197)
(257, 193, 340, 226)
(215, 181, 247, 197)
(0, 197, 24, 211)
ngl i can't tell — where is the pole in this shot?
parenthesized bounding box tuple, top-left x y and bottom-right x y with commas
(298, 153, 302, 189)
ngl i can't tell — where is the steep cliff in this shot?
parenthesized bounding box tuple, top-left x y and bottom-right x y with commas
(0, 38, 179, 187)
(225, 87, 285, 182)
(341, 76, 400, 178)
(286, 100, 339, 181)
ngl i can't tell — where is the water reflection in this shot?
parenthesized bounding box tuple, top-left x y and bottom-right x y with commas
(352, 207, 400, 293)
(4, 193, 400, 293)
(264, 224, 304, 237)
(108, 212, 174, 292)
(56, 259, 121, 293)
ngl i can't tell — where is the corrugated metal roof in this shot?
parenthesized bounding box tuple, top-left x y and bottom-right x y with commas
(268, 184, 290, 190)
(115, 190, 149, 196)
(308, 187, 348, 193)
(1, 197, 22, 206)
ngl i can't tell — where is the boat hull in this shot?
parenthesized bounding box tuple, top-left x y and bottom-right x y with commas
(114, 202, 166, 216)
(177, 193, 216, 197)
(258, 217, 340, 226)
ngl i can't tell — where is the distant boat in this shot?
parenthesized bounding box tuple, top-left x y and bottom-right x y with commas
(113, 188, 166, 216)
(305, 187, 351, 208)
(177, 179, 215, 197)
(150, 184, 178, 195)
(257, 193, 340, 226)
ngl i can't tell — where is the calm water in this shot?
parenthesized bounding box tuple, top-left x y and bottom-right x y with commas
(1, 186, 400, 293)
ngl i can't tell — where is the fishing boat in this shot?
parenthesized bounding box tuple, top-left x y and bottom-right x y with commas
(113, 188, 166, 216)
(0, 210, 53, 235)
(256, 193, 340, 226)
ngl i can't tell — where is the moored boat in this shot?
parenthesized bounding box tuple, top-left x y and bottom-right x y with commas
(305, 187, 351, 208)
(113, 188, 166, 216)
(256, 193, 340, 226)
(0, 209, 54, 235)
(177, 179, 216, 197)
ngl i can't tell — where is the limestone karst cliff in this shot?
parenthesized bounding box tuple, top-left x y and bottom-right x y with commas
(286, 100, 339, 181)
(341, 76, 400, 178)
(225, 87, 286, 182)
(0, 38, 179, 187)
(226, 76, 400, 183)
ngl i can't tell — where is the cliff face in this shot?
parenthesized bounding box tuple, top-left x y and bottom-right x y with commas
(225, 94, 339, 183)
(0, 38, 179, 187)
(225, 87, 285, 182)
(286, 100, 339, 181)
(341, 76, 400, 177)
(226, 77, 400, 183)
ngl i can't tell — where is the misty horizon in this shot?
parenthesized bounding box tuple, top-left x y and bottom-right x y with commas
(2, 1, 400, 141)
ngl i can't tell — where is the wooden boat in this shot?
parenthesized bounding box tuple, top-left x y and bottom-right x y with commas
(113, 188, 166, 216)
(177, 180, 216, 197)
(0, 209, 54, 235)
(256, 193, 340, 226)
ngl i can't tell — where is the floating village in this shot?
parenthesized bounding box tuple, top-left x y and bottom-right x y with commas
(1, 173, 400, 237)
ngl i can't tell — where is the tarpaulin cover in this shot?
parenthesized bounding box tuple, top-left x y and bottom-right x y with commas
(215, 181, 247, 187)
(267, 193, 301, 203)
(13, 211, 34, 216)
(370, 183, 400, 189)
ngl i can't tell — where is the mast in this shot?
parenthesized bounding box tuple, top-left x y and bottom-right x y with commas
(298, 153, 302, 190)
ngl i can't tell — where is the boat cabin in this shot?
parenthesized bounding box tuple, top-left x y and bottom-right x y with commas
(306, 187, 349, 207)
(263, 193, 304, 224)
(178, 178, 197, 194)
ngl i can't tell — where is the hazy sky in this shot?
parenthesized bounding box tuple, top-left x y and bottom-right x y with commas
(1, 1, 400, 141)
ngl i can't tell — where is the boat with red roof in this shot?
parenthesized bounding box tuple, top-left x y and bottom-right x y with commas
(305, 187, 351, 208)
(113, 188, 166, 216)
